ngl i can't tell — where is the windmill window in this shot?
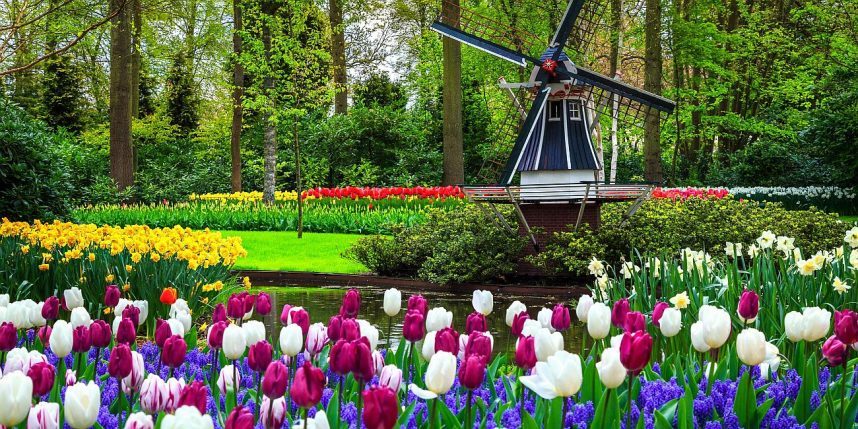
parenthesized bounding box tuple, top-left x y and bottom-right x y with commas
(569, 102, 582, 120)
(548, 101, 563, 122)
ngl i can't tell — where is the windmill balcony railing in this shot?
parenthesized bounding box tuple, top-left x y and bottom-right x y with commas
(462, 181, 654, 204)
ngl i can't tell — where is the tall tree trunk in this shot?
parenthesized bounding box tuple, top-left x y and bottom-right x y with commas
(329, 0, 347, 114)
(609, 0, 622, 183)
(294, 120, 303, 238)
(130, 0, 142, 118)
(441, 0, 464, 185)
(643, 0, 663, 183)
(230, 0, 244, 192)
(261, 18, 276, 205)
(110, 0, 134, 191)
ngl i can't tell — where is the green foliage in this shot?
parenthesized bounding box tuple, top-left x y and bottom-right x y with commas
(801, 73, 858, 186)
(42, 54, 83, 132)
(165, 50, 199, 133)
(353, 72, 406, 110)
(345, 206, 527, 284)
(0, 98, 71, 220)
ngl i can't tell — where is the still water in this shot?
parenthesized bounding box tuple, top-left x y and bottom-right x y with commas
(254, 285, 585, 354)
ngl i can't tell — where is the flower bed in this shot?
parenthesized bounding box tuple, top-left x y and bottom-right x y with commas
(0, 229, 856, 428)
(659, 186, 857, 213)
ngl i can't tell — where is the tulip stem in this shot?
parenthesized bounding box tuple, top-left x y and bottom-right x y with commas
(841, 361, 848, 429)
(232, 359, 239, 415)
(626, 374, 633, 429)
(706, 349, 718, 395)
(357, 381, 365, 428)
(337, 376, 344, 421)
(303, 408, 308, 429)
(254, 375, 263, 421)
(387, 316, 392, 351)
(430, 398, 438, 429)
(466, 390, 473, 428)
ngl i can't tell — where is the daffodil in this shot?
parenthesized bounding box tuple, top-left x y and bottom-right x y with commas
(833, 277, 851, 295)
(670, 292, 690, 309)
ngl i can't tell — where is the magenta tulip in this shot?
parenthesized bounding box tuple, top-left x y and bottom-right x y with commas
(327, 314, 343, 342)
(109, 343, 133, 378)
(161, 335, 187, 368)
(122, 305, 140, 327)
(72, 325, 91, 353)
(207, 321, 227, 349)
(27, 361, 55, 396)
(154, 319, 172, 348)
(178, 381, 209, 414)
(651, 302, 669, 327)
(407, 294, 428, 316)
(212, 303, 227, 324)
(262, 361, 289, 398)
(290, 308, 311, 336)
(511, 311, 529, 338)
(340, 289, 361, 318)
(464, 332, 492, 362)
(459, 355, 487, 390)
(402, 310, 425, 342)
(341, 317, 360, 342)
(104, 284, 121, 308)
(0, 322, 17, 351)
(515, 336, 537, 370)
(612, 298, 630, 328)
(465, 312, 488, 334)
(329, 339, 354, 375)
(834, 309, 858, 345)
(90, 319, 112, 348)
(256, 292, 272, 316)
(248, 341, 274, 373)
(225, 405, 254, 429)
(623, 311, 646, 333)
(243, 293, 257, 314)
(227, 294, 244, 319)
(352, 337, 375, 382)
(279, 304, 293, 326)
(116, 318, 136, 345)
(551, 303, 571, 331)
(434, 327, 459, 356)
(37, 325, 51, 346)
(290, 361, 326, 408)
(619, 330, 653, 375)
(823, 335, 850, 366)
(738, 289, 760, 322)
(41, 296, 59, 320)
(362, 386, 399, 429)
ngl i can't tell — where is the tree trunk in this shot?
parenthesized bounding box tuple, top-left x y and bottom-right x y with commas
(294, 120, 303, 239)
(230, 0, 244, 192)
(441, 0, 464, 185)
(110, 0, 134, 191)
(130, 0, 142, 118)
(609, 0, 622, 183)
(261, 22, 276, 205)
(643, 0, 663, 183)
(329, 0, 347, 115)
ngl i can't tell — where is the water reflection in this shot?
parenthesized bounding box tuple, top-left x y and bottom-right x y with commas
(254, 286, 584, 354)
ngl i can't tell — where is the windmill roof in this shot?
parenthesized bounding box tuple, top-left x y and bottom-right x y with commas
(540, 48, 570, 62)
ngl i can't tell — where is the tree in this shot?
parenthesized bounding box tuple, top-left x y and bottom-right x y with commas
(642, 0, 663, 182)
(109, 0, 134, 191)
(353, 72, 406, 110)
(165, 50, 199, 134)
(329, 0, 347, 114)
(231, 0, 244, 192)
(441, 0, 463, 185)
(42, 54, 83, 132)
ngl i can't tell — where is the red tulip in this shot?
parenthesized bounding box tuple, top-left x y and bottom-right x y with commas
(90, 319, 112, 348)
(329, 339, 354, 375)
(823, 335, 850, 366)
(154, 319, 172, 348)
(362, 386, 398, 429)
(738, 289, 759, 322)
(515, 336, 537, 370)
(178, 381, 209, 414)
(290, 361, 326, 408)
(340, 289, 361, 318)
(623, 311, 646, 333)
(834, 309, 858, 345)
(122, 305, 140, 327)
(619, 330, 653, 375)
(248, 341, 274, 373)
(72, 325, 91, 353)
(41, 296, 59, 321)
(207, 321, 227, 350)
(27, 361, 55, 396)
(256, 292, 272, 316)
(407, 295, 428, 316)
(458, 355, 487, 390)
(0, 322, 17, 351)
(212, 304, 227, 324)
(109, 343, 133, 378)
(551, 303, 571, 331)
(352, 337, 375, 382)
(511, 311, 529, 338)
(290, 308, 311, 336)
(434, 327, 459, 356)
(225, 405, 254, 429)
(464, 332, 492, 362)
(161, 335, 187, 368)
(465, 312, 488, 334)
(160, 287, 178, 305)
(104, 284, 121, 308)
(612, 299, 630, 328)
(402, 310, 425, 342)
(651, 302, 669, 327)
(341, 318, 360, 341)
(262, 361, 289, 398)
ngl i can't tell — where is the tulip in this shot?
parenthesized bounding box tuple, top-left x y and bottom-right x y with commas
(177, 381, 208, 414)
(256, 292, 272, 316)
(801, 307, 831, 342)
(520, 351, 583, 399)
(596, 347, 626, 388)
(576, 295, 594, 323)
(124, 413, 154, 429)
(70, 307, 91, 329)
(340, 317, 360, 341)
(6, 348, 45, 374)
(260, 397, 287, 429)
(505, 301, 527, 327)
(217, 365, 241, 395)
(379, 364, 403, 392)
(823, 335, 849, 366)
(160, 288, 178, 306)
(90, 319, 112, 348)
(160, 406, 214, 429)
(248, 340, 274, 373)
(109, 343, 133, 378)
(383, 288, 401, 317)
(472, 290, 493, 315)
(834, 309, 858, 345)
(759, 342, 781, 379)
(105, 284, 121, 308)
(407, 294, 428, 316)
(651, 302, 669, 327)
(659, 308, 682, 337)
(515, 336, 537, 370)
(464, 331, 493, 361)
(41, 296, 59, 321)
(173, 312, 192, 334)
(623, 311, 646, 333)
(784, 311, 803, 342)
(122, 351, 145, 394)
(162, 335, 188, 368)
(289, 307, 311, 336)
(736, 328, 767, 366)
(0, 321, 17, 351)
(329, 339, 354, 375)
(31, 302, 48, 327)
(171, 299, 190, 318)
(0, 371, 33, 426)
(225, 405, 254, 429)
(293, 411, 330, 429)
(223, 324, 247, 360)
(426, 307, 453, 332)
(402, 310, 425, 342)
(737, 289, 759, 324)
(72, 325, 91, 353)
(212, 304, 227, 324)
(611, 299, 630, 328)
(458, 354, 487, 390)
(0, 294, 7, 307)
(536, 307, 553, 330)
(340, 289, 361, 318)
(122, 303, 141, 327)
(464, 311, 488, 334)
(697, 305, 732, 349)
(8, 301, 33, 329)
(28, 361, 55, 396)
(243, 320, 266, 346)
(619, 331, 652, 375)
(306, 323, 328, 357)
(64, 287, 84, 310)
(28, 402, 60, 429)
(434, 326, 459, 356)
(363, 386, 399, 429)
(357, 319, 380, 350)
(155, 319, 172, 347)
(65, 369, 77, 386)
(534, 328, 564, 362)
(207, 321, 227, 350)
(64, 381, 101, 429)
(227, 294, 244, 320)
(409, 351, 456, 399)
(37, 325, 51, 346)
(291, 361, 326, 408)
(511, 311, 529, 337)
(421, 331, 438, 361)
(262, 360, 289, 398)
(690, 321, 710, 353)
(242, 294, 256, 320)
(140, 374, 168, 414)
(112, 318, 134, 346)
(551, 303, 571, 331)
(164, 377, 187, 414)
(587, 302, 611, 340)
(279, 323, 304, 357)
(279, 304, 293, 326)
(352, 337, 375, 382)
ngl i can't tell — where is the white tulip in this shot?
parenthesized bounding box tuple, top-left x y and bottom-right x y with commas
(576, 295, 594, 323)
(64, 288, 84, 310)
(383, 289, 401, 317)
(425, 307, 453, 332)
(801, 307, 831, 342)
(50, 320, 73, 358)
(505, 301, 527, 327)
(166, 318, 185, 339)
(690, 321, 711, 353)
(243, 320, 266, 346)
(124, 412, 154, 429)
(736, 328, 767, 366)
(70, 307, 91, 328)
(537, 307, 555, 332)
(586, 302, 611, 340)
(357, 320, 379, 350)
(122, 351, 146, 395)
(409, 351, 457, 399)
(8, 301, 33, 329)
(521, 319, 542, 338)
(0, 294, 9, 307)
(0, 371, 33, 426)
(139, 374, 168, 414)
(28, 401, 60, 429)
(421, 331, 437, 361)
(698, 305, 731, 349)
(6, 348, 48, 374)
(609, 334, 624, 350)
(659, 308, 682, 337)
(160, 406, 214, 429)
(134, 300, 149, 325)
(534, 328, 563, 361)
(64, 381, 101, 429)
(169, 299, 190, 318)
(260, 397, 287, 429)
(784, 311, 803, 342)
(520, 350, 583, 399)
(472, 290, 493, 315)
(30, 301, 47, 327)
(173, 311, 192, 334)
(759, 342, 781, 380)
(279, 324, 303, 357)
(290, 410, 329, 429)
(222, 324, 246, 360)
(217, 365, 241, 395)
(596, 347, 626, 389)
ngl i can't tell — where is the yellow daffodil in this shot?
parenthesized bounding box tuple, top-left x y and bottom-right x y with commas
(670, 292, 690, 309)
(38, 263, 49, 271)
(833, 277, 851, 295)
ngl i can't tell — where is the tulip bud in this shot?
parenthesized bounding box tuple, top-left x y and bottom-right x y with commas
(534, 328, 563, 362)
(122, 304, 141, 327)
(207, 321, 227, 350)
(227, 294, 244, 320)
(340, 289, 361, 318)
(426, 307, 453, 332)
(362, 386, 399, 429)
(64, 381, 101, 429)
(177, 381, 208, 414)
(262, 360, 289, 398)
(465, 311, 488, 334)
(260, 397, 287, 429)
(0, 322, 17, 351)
(472, 290, 493, 316)
(330, 339, 354, 375)
(402, 310, 425, 342)
(619, 330, 652, 375)
(651, 302, 669, 327)
(587, 302, 611, 340)
(105, 284, 121, 308)
(823, 335, 849, 366)
(659, 308, 682, 337)
(256, 292, 272, 316)
(124, 413, 154, 429)
(383, 288, 401, 317)
(551, 303, 571, 331)
(409, 351, 456, 399)
(64, 287, 84, 310)
(291, 361, 326, 408)
(611, 299, 630, 328)
(697, 305, 732, 349)
(536, 307, 554, 331)
(736, 328, 767, 366)
(65, 369, 77, 386)
(140, 374, 168, 414)
(279, 323, 303, 357)
(212, 304, 227, 324)
(575, 295, 594, 323)
(515, 336, 537, 370)
(71, 325, 91, 353)
(28, 402, 60, 429)
(834, 309, 858, 345)
(459, 355, 487, 390)
(90, 319, 112, 348)
(737, 289, 759, 323)
(784, 311, 803, 342)
(596, 347, 626, 389)
(306, 323, 328, 357)
(37, 325, 51, 346)
(225, 405, 254, 429)
(161, 335, 187, 368)
(341, 317, 360, 342)
(109, 343, 134, 378)
(505, 301, 527, 327)
(217, 365, 241, 395)
(352, 337, 375, 382)
(243, 320, 266, 347)
(41, 296, 59, 321)
(379, 364, 403, 392)
(27, 361, 55, 397)
(623, 311, 646, 333)
(690, 321, 710, 353)
(248, 341, 274, 373)
(511, 311, 529, 338)
(801, 307, 831, 342)
(122, 351, 145, 395)
(434, 326, 459, 356)
(222, 324, 247, 360)
(288, 307, 311, 337)
(407, 294, 428, 316)
(154, 319, 171, 348)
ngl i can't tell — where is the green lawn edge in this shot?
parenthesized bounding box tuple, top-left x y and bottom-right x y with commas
(220, 230, 369, 274)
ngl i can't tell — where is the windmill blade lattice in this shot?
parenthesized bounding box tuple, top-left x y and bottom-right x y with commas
(476, 86, 535, 183)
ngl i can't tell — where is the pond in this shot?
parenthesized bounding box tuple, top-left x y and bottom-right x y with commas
(253, 285, 585, 355)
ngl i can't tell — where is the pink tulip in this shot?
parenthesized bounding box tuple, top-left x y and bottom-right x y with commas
(226, 405, 254, 429)
(651, 302, 669, 327)
(256, 292, 272, 316)
(109, 343, 133, 378)
(623, 311, 646, 333)
(352, 337, 375, 382)
(340, 289, 361, 318)
(459, 355, 487, 390)
(612, 298, 630, 328)
(551, 303, 571, 331)
(823, 335, 850, 366)
(177, 381, 209, 414)
(407, 295, 428, 316)
(465, 312, 488, 334)
(738, 289, 759, 322)
(515, 336, 537, 370)
(90, 320, 112, 348)
(306, 323, 328, 357)
(262, 361, 289, 398)
(290, 361, 326, 408)
(511, 311, 529, 338)
(105, 284, 121, 308)
(434, 327, 459, 356)
(834, 309, 858, 345)
(161, 335, 187, 368)
(248, 341, 274, 373)
(402, 310, 425, 342)
(619, 330, 653, 375)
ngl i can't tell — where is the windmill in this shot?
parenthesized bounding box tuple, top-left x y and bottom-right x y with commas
(431, 0, 675, 252)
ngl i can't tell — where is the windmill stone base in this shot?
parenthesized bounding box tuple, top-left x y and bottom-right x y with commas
(515, 202, 601, 276)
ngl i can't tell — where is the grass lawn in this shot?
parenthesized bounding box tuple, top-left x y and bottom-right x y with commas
(220, 230, 368, 274)
(842, 215, 858, 224)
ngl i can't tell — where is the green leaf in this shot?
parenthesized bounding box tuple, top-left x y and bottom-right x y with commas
(437, 399, 463, 429)
(591, 388, 621, 428)
(520, 410, 540, 429)
(547, 397, 564, 429)
(326, 389, 340, 429)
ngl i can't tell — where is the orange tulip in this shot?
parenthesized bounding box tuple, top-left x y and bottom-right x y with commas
(160, 287, 178, 305)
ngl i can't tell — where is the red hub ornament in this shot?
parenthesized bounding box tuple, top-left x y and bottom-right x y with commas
(541, 59, 558, 76)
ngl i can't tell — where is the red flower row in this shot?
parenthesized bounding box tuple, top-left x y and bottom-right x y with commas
(651, 187, 730, 200)
(302, 186, 465, 200)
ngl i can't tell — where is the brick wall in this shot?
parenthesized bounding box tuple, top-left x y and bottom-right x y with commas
(515, 202, 601, 276)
